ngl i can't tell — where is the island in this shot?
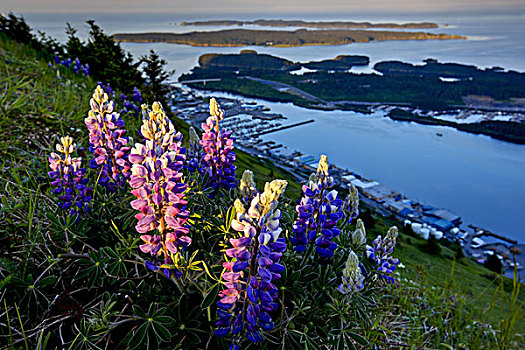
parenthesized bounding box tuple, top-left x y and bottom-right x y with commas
(179, 51, 525, 143)
(112, 28, 464, 47)
(179, 19, 439, 29)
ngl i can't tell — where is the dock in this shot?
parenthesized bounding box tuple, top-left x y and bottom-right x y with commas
(469, 225, 518, 245)
(251, 119, 315, 137)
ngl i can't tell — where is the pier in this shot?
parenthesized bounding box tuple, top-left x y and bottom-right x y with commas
(251, 119, 315, 137)
(469, 225, 518, 245)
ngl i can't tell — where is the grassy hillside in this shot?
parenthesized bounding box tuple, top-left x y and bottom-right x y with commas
(1, 33, 524, 349)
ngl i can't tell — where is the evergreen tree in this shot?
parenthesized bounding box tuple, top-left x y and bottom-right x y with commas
(65, 23, 85, 60)
(140, 49, 173, 103)
(78, 20, 144, 92)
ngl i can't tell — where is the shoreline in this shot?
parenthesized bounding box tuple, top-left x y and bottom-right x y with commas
(181, 82, 525, 145)
(167, 84, 525, 278)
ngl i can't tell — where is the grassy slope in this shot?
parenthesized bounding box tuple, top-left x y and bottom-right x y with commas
(1, 35, 523, 346)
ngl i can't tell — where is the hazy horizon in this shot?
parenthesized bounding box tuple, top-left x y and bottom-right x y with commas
(3, 0, 525, 15)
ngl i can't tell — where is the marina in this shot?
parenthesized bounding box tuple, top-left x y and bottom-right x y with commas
(168, 85, 525, 278)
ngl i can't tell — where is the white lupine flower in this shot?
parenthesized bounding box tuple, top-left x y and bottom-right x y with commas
(338, 250, 365, 294)
(351, 219, 367, 246)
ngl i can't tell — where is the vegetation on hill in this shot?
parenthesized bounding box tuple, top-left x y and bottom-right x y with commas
(0, 15, 524, 350)
(112, 28, 465, 47)
(180, 52, 525, 143)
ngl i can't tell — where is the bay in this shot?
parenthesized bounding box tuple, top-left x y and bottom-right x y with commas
(22, 10, 525, 242)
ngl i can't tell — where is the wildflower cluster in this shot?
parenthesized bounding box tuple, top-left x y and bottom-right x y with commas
(119, 87, 142, 117)
(48, 136, 91, 215)
(52, 56, 89, 77)
(216, 174, 288, 347)
(290, 155, 344, 259)
(365, 226, 400, 284)
(200, 98, 236, 193)
(129, 102, 189, 277)
(85, 85, 131, 191)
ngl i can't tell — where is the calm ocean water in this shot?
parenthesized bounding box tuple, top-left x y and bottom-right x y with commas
(22, 11, 525, 242)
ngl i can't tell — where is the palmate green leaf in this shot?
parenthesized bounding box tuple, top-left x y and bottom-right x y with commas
(347, 331, 368, 346)
(36, 275, 56, 288)
(151, 322, 171, 343)
(201, 282, 220, 309)
(130, 322, 149, 349)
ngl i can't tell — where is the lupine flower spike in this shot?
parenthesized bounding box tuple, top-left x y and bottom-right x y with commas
(200, 98, 236, 193)
(290, 155, 344, 259)
(341, 184, 359, 227)
(85, 85, 131, 192)
(239, 169, 257, 201)
(129, 102, 189, 277)
(365, 226, 400, 284)
(48, 136, 91, 215)
(215, 178, 288, 347)
(351, 219, 367, 247)
(186, 126, 201, 173)
(338, 250, 365, 294)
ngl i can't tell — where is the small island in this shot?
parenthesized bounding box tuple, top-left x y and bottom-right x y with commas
(113, 28, 464, 47)
(179, 52, 525, 144)
(179, 19, 439, 29)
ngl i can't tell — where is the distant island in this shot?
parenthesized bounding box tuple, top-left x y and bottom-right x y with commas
(113, 28, 464, 47)
(179, 19, 439, 29)
(199, 50, 369, 71)
(179, 51, 525, 144)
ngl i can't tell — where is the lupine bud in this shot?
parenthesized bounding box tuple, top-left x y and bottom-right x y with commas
(240, 170, 257, 200)
(351, 219, 366, 247)
(343, 184, 359, 225)
(338, 250, 365, 294)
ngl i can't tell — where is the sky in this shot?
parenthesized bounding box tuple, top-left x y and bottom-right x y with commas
(2, 0, 525, 14)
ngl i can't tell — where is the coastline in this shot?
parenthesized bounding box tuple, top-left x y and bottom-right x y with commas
(180, 82, 525, 145)
(168, 85, 524, 278)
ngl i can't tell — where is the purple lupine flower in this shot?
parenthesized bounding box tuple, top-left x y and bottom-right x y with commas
(61, 58, 72, 68)
(365, 226, 400, 284)
(54, 55, 60, 65)
(84, 85, 131, 192)
(122, 99, 140, 117)
(48, 136, 91, 215)
(215, 179, 287, 346)
(186, 126, 201, 173)
(132, 87, 142, 103)
(129, 102, 190, 273)
(199, 98, 236, 193)
(83, 64, 90, 77)
(290, 155, 344, 259)
(74, 57, 81, 71)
